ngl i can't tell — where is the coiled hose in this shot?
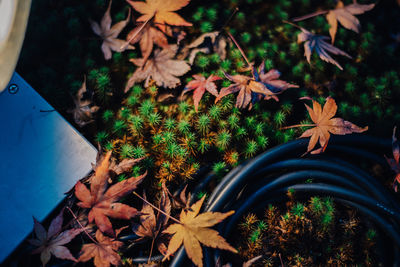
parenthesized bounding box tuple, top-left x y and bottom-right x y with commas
(169, 135, 400, 267)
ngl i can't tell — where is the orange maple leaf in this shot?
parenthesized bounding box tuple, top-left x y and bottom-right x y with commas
(127, 0, 192, 32)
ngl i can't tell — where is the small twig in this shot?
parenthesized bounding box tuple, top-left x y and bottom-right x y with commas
(148, 237, 155, 264)
(219, 7, 239, 33)
(282, 20, 303, 30)
(280, 124, 315, 130)
(133, 192, 181, 224)
(226, 31, 252, 70)
(66, 207, 98, 244)
(121, 15, 153, 50)
(279, 253, 285, 267)
(292, 10, 328, 22)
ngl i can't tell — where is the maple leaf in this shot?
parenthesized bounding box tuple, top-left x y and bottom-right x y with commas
(132, 185, 171, 256)
(28, 209, 83, 266)
(216, 73, 276, 110)
(90, 0, 134, 60)
(326, 0, 375, 44)
(162, 196, 237, 267)
(254, 61, 299, 101)
(125, 45, 191, 92)
(182, 74, 221, 112)
(127, 0, 192, 32)
(297, 27, 352, 70)
(74, 151, 146, 236)
(284, 97, 368, 154)
(78, 230, 123, 267)
(68, 76, 99, 128)
(385, 127, 400, 192)
(127, 23, 169, 62)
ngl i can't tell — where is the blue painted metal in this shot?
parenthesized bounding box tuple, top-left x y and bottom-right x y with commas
(0, 73, 97, 262)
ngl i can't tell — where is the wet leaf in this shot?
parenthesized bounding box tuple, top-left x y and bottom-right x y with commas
(90, 0, 134, 60)
(182, 74, 221, 112)
(297, 27, 352, 70)
(78, 230, 123, 267)
(125, 45, 191, 92)
(74, 151, 146, 236)
(162, 196, 237, 267)
(127, 0, 192, 32)
(28, 209, 83, 266)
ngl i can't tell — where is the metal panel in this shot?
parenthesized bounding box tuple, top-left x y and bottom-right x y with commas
(0, 73, 97, 262)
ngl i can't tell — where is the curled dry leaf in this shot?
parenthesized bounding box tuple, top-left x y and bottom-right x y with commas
(162, 196, 237, 267)
(185, 31, 228, 64)
(385, 127, 400, 192)
(326, 0, 375, 43)
(90, 0, 134, 60)
(127, 23, 169, 62)
(254, 61, 299, 101)
(125, 45, 191, 92)
(297, 27, 352, 70)
(285, 97, 368, 154)
(78, 230, 123, 267)
(68, 76, 99, 128)
(216, 72, 276, 110)
(127, 0, 192, 33)
(182, 74, 221, 112)
(74, 151, 146, 236)
(28, 209, 83, 266)
(132, 186, 171, 256)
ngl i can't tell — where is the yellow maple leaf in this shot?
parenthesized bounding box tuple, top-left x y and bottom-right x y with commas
(162, 196, 237, 267)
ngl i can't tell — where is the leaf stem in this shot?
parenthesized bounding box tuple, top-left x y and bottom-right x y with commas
(133, 192, 181, 224)
(226, 31, 252, 70)
(66, 206, 98, 244)
(280, 124, 315, 130)
(282, 20, 303, 30)
(219, 7, 239, 33)
(121, 15, 153, 50)
(292, 10, 328, 22)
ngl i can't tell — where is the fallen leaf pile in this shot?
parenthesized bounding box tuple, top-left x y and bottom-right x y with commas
(163, 195, 237, 267)
(28, 209, 83, 266)
(297, 27, 352, 70)
(385, 127, 400, 192)
(182, 74, 221, 111)
(74, 151, 146, 236)
(90, 0, 134, 60)
(285, 97, 368, 154)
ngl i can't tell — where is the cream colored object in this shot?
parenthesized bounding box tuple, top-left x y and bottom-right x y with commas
(0, 0, 31, 92)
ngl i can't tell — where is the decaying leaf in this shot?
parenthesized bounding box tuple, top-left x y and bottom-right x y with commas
(385, 127, 400, 192)
(185, 31, 229, 64)
(125, 45, 191, 92)
(132, 186, 171, 256)
(109, 157, 143, 176)
(28, 209, 83, 266)
(127, 0, 192, 32)
(78, 230, 123, 267)
(297, 27, 352, 70)
(90, 0, 134, 60)
(326, 1, 375, 43)
(74, 151, 146, 236)
(254, 61, 299, 101)
(182, 74, 221, 111)
(286, 97, 368, 154)
(68, 76, 99, 128)
(127, 23, 169, 62)
(216, 72, 276, 110)
(162, 196, 237, 267)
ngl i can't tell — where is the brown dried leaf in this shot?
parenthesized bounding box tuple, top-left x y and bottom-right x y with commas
(182, 74, 221, 111)
(162, 196, 237, 267)
(326, 0, 375, 43)
(127, 0, 192, 32)
(293, 97, 368, 154)
(78, 230, 123, 267)
(297, 27, 352, 70)
(385, 127, 400, 191)
(125, 45, 191, 92)
(68, 77, 99, 127)
(90, 0, 134, 60)
(186, 31, 228, 64)
(74, 151, 146, 236)
(28, 209, 83, 266)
